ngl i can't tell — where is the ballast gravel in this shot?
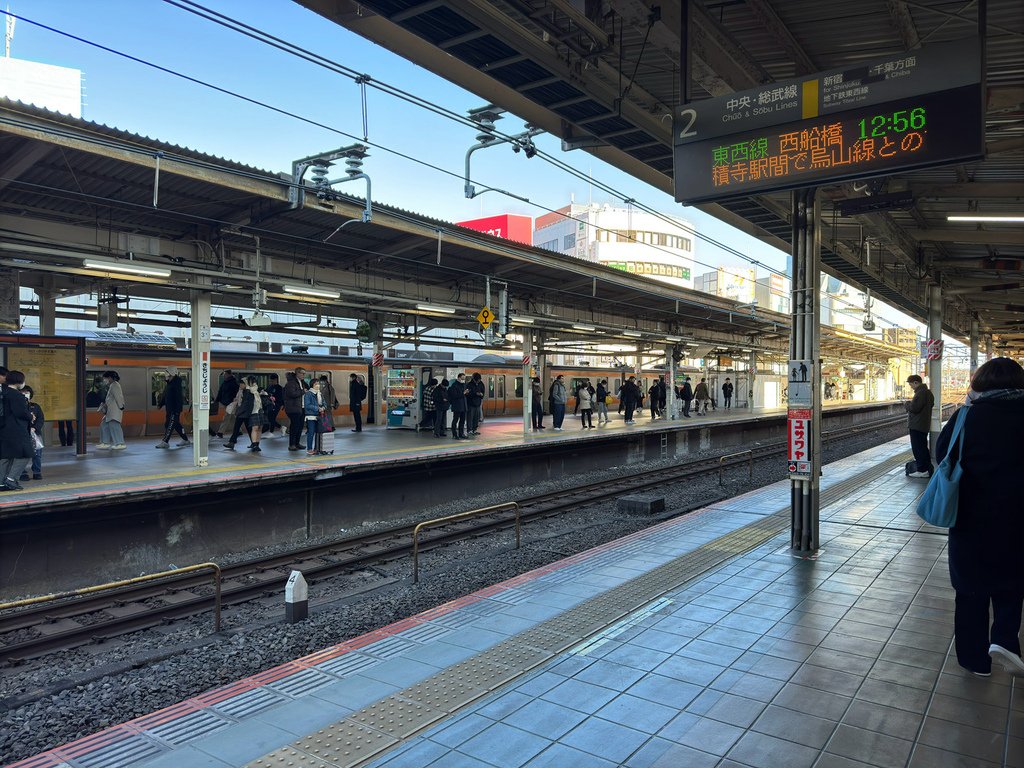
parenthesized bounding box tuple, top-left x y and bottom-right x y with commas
(0, 422, 907, 764)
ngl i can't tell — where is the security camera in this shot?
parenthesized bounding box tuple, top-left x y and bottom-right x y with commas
(243, 311, 273, 328)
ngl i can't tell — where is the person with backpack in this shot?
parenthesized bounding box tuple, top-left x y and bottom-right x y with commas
(680, 377, 694, 418)
(549, 375, 567, 430)
(595, 379, 610, 424)
(349, 372, 367, 433)
(577, 379, 595, 429)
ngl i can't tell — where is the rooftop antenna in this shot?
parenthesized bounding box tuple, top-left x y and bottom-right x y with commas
(5, 6, 15, 58)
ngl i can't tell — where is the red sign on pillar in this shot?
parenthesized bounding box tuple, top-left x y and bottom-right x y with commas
(788, 407, 812, 477)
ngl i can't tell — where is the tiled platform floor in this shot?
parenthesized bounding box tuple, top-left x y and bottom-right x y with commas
(0, 402, 886, 512)
(12, 432, 1016, 768)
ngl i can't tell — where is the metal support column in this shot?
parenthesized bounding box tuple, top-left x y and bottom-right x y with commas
(748, 351, 757, 411)
(36, 290, 56, 336)
(666, 344, 677, 419)
(522, 331, 533, 435)
(985, 336, 993, 363)
(789, 188, 821, 556)
(969, 317, 980, 377)
(928, 284, 943, 447)
(190, 291, 211, 468)
(371, 335, 384, 426)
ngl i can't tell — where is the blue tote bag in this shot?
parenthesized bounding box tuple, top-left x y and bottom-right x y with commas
(915, 407, 967, 528)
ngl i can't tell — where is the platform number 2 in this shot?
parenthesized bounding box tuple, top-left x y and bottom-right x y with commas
(678, 108, 698, 139)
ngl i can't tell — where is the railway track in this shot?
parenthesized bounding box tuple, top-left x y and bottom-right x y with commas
(0, 412, 922, 664)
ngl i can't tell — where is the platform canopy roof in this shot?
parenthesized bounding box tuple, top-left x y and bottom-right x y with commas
(0, 99, 911, 365)
(301, 0, 1024, 355)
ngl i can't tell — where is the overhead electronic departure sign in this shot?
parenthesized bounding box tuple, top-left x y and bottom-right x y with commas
(673, 39, 984, 205)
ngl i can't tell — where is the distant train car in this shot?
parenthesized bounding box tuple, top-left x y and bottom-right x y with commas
(4, 332, 736, 440)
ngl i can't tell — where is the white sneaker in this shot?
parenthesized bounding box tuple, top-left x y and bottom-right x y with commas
(177, 440, 190, 447)
(553, 427, 562, 431)
(908, 470, 930, 478)
(155, 441, 169, 449)
(96, 443, 112, 449)
(112, 444, 127, 450)
(990, 644, 1024, 675)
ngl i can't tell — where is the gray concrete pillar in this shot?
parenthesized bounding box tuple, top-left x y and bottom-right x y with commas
(666, 344, 677, 419)
(928, 284, 943, 444)
(190, 291, 211, 468)
(36, 290, 56, 336)
(969, 317, 979, 377)
(985, 336, 993, 363)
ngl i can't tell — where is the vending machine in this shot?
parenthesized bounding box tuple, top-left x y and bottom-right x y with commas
(385, 366, 419, 429)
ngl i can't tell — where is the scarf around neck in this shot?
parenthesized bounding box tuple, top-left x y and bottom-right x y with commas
(964, 387, 1024, 405)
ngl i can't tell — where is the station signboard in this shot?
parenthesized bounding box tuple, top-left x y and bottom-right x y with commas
(673, 39, 983, 204)
(787, 407, 812, 478)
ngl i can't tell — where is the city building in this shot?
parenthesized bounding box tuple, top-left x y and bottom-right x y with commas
(693, 266, 757, 305)
(456, 213, 532, 244)
(754, 274, 790, 313)
(532, 202, 696, 289)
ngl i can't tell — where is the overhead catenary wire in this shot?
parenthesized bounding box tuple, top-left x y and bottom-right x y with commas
(0, 7, 908, 330)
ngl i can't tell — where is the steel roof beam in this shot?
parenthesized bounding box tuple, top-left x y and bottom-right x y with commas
(0, 141, 53, 194)
(741, 0, 819, 75)
(908, 229, 1024, 245)
(909, 182, 1024, 198)
(886, 0, 922, 50)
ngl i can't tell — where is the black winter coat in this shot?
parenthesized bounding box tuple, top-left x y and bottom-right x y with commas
(620, 381, 640, 406)
(0, 388, 33, 459)
(283, 377, 304, 414)
(432, 385, 449, 411)
(216, 376, 239, 407)
(349, 379, 367, 405)
(681, 383, 693, 401)
(465, 380, 485, 407)
(237, 390, 257, 420)
(936, 396, 1024, 594)
(448, 381, 467, 412)
(161, 375, 184, 413)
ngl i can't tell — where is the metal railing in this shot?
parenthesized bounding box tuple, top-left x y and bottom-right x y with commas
(412, 502, 520, 583)
(718, 450, 753, 485)
(0, 562, 223, 632)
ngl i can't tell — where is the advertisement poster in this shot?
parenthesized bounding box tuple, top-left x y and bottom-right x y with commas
(6, 346, 78, 420)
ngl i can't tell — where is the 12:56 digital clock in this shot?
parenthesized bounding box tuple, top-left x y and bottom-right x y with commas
(858, 107, 926, 139)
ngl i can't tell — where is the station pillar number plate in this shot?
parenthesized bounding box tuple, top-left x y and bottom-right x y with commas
(476, 306, 494, 328)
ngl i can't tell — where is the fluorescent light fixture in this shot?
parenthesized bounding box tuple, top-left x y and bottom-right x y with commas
(416, 304, 457, 314)
(83, 260, 171, 278)
(666, 335, 683, 342)
(512, 317, 535, 325)
(947, 215, 1024, 223)
(573, 323, 596, 332)
(623, 330, 642, 337)
(283, 285, 341, 300)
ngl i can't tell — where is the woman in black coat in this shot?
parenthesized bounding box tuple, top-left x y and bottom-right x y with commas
(0, 371, 35, 490)
(935, 357, 1024, 677)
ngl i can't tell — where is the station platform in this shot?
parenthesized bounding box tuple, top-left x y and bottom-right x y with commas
(11, 433, 1015, 768)
(0, 401, 895, 516)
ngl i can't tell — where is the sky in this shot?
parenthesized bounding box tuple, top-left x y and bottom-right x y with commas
(3, 0, 929, 334)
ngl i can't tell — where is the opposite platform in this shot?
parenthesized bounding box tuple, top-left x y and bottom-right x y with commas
(9, 432, 1018, 768)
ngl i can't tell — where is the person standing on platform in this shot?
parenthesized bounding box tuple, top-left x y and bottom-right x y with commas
(466, 372, 485, 435)
(578, 380, 594, 429)
(595, 379, 610, 424)
(319, 375, 338, 431)
(266, 373, 284, 436)
(57, 419, 75, 447)
(349, 372, 367, 433)
(0, 371, 33, 490)
(21, 386, 44, 481)
(620, 376, 640, 424)
(616, 381, 625, 415)
(226, 376, 264, 452)
(433, 379, 449, 437)
(156, 368, 189, 448)
(213, 370, 240, 437)
(448, 373, 468, 439)
(722, 378, 734, 409)
(648, 382, 660, 420)
(421, 378, 437, 433)
(531, 377, 545, 430)
(550, 375, 567, 430)
(97, 371, 127, 450)
(680, 377, 694, 418)
(658, 379, 667, 418)
(936, 357, 1024, 677)
(905, 374, 935, 477)
(303, 379, 321, 455)
(284, 370, 304, 450)
(694, 378, 710, 415)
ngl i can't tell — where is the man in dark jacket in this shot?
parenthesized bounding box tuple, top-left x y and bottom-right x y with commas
(448, 373, 468, 439)
(216, 370, 239, 410)
(433, 379, 449, 437)
(680, 377, 694, 417)
(266, 373, 284, 435)
(156, 368, 189, 448)
(283, 370, 305, 449)
(466, 372, 485, 435)
(349, 373, 367, 433)
(621, 376, 640, 423)
(722, 378, 734, 409)
(905, 375, 935, 477)
(0, 370, 34, 490)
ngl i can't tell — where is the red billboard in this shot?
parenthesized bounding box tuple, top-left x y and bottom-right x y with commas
(456, 214, 533, 245)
